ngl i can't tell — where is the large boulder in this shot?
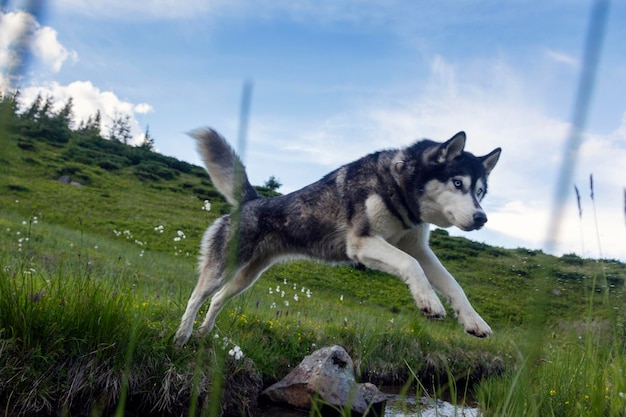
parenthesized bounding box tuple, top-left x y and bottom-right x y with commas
(262, 345, 386, 416)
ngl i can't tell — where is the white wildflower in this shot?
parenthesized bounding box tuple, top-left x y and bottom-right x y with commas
(228, 345, 244, 361)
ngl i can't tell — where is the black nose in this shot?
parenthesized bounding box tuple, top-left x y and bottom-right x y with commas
(473, 212, 487, 228)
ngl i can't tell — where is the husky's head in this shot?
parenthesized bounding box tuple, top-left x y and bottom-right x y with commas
(396, 132, 501, 231)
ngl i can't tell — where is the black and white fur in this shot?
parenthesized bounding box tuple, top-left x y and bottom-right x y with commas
(174, 129, 501, 346)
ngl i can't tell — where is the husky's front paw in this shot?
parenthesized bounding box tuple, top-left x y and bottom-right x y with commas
(460, 313, 492, 338)
(174, 327, 192, 347)
(417, 293, 447, 319)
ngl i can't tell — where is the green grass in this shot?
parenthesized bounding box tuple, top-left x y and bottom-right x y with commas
(0, 209, 513, 416)
(1, 102, 626, 416)
(475, 319, 626, 416)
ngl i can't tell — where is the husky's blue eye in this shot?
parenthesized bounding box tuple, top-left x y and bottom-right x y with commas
(453, 179, 463, 190)
(476, 188, 484, 197)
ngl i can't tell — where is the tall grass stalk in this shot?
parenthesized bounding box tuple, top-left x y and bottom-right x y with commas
(589, 174, 604, 260)
(574, 185, 585, 256)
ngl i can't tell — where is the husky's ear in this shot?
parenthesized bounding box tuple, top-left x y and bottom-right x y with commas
(391, 153, 405, 185)
(434, 132, 466, 163)
(480, 147, 502, 176)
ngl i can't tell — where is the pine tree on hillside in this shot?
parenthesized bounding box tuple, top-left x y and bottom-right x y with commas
(264, 176, 282, 192)
(139, 125, 155, 151)
(38, 96, 54, 120)
(0, 90, 21, 114)
(108, 112, 132, 144)
(56, 98, 74, 129)
(0, 90, 20, 126)
(78, 110, 102, 138)
(21, 93, 42, 120)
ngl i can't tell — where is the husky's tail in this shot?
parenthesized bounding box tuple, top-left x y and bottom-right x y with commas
(189, 128, 259, 207)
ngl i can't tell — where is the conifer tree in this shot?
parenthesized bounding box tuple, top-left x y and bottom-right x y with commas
(139, 125, 155, 151)
(56, 97, 74, 129)
(0, 90, 20, 124)
(108, 111, 132, 144)
(78, 110, 102, 137)
(21, 93, 42, 120)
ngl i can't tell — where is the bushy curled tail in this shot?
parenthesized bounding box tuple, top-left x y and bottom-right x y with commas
(189, 128, 259, 207)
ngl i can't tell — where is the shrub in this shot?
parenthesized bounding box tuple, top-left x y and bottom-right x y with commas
(560, 253, 585, 266)
(97, 160, 122, 171)
(6, 184, 30, 192)
(16, 136, 36, 151)
(134, 160, 177, 181)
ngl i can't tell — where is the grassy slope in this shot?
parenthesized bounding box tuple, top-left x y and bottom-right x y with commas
(1, 127, 625, 416)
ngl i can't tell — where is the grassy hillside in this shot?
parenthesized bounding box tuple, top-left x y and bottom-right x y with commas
(1, 98, 625, 416)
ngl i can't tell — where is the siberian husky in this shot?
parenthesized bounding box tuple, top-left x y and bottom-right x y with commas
(174, 129, 501, 346)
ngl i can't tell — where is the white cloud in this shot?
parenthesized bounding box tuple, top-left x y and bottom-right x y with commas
(545, 49, 579, 67)
(19, 80, 151, 145)
(0, 11, 77, 88)
(31, 25, 78, 72)
(134, 103, 154, 114)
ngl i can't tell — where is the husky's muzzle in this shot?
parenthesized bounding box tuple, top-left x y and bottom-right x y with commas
(472, 211, 487, 229)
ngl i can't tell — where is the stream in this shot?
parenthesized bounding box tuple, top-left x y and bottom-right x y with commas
(384, 393, 480, 417)
(260, 392, 481, 417)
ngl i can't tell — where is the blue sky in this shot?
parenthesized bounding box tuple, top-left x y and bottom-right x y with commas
(2, 0, 625, 260)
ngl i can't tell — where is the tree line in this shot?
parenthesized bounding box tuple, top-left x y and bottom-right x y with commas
(0, 89, 155, 150)
(1, 89, 282, 193)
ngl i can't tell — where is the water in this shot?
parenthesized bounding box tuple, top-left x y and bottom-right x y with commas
(260, 394, 480, 417)
(385, 394, 480, 417)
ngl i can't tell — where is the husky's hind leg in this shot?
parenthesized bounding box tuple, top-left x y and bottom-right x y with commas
(196, 258, 270, 337)
(174, 218, 229, 347)
(175, 267, 223, 346)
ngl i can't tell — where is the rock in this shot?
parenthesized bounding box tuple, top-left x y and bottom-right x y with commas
(58, 175, 71, 184)
(57, 175, 83, 186)
(262, 345, 386, 416)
